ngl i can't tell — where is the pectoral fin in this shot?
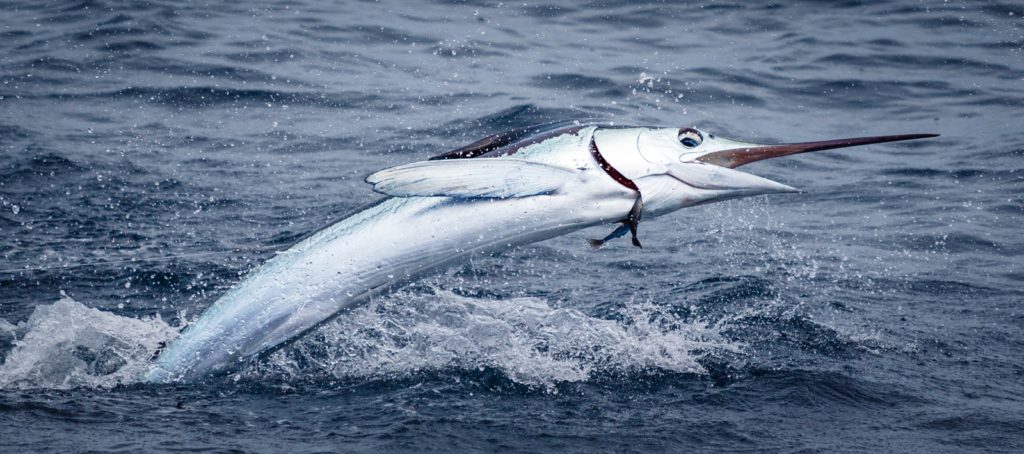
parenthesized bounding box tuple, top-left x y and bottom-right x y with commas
(588, 196, 644, 249)
(366, 158, 576, 198)
(588, 224, 630, 248)
(626, 196, 643, 248)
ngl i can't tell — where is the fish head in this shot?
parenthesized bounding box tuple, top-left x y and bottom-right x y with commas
(593, 126, 937, 218)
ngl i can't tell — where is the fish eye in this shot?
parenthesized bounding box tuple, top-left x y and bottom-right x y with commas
(678, 128, 703, 148)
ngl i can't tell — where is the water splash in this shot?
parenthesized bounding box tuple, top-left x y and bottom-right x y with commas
(258, 289, 738, 387)
(0, 297, 178, 389)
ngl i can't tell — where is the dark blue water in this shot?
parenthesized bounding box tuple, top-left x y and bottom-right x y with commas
(2, 0, 1023, 451)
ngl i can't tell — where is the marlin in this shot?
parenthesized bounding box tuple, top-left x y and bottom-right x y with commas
(146, 120, 936, 383)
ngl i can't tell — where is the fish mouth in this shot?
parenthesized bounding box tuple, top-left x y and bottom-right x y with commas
(697, 134, 940, 169)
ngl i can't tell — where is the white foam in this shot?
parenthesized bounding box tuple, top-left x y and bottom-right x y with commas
(0, 297, 179, 389)
(259, 289, 738, 387)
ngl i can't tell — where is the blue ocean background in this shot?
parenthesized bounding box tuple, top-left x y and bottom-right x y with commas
(1, 0, 1023, 451)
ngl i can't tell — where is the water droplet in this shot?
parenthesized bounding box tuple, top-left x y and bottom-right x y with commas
(11, 205, 19, 214)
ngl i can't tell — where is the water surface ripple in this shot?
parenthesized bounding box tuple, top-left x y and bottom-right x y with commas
(1, 0, 1023, 452)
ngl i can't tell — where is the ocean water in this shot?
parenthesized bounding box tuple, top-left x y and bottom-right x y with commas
(1, 0, 1023, 451)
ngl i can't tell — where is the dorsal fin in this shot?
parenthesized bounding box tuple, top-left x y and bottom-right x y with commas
(366, 158, 576, 199)
(429, 120, 601, 161)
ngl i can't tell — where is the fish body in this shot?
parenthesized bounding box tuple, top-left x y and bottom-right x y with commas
(147, 121, 936, 383)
